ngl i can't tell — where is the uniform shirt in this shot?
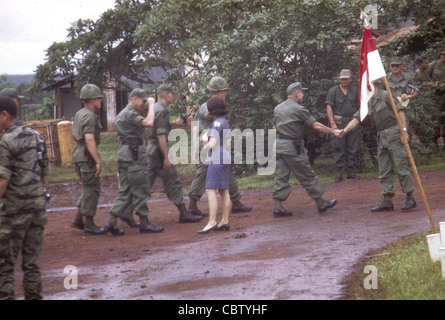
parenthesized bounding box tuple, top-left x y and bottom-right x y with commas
(115, 104, 148, 163)
(206, 115, 231, 164)
(273, 98, 316, 156)
(354, 89, 404, 147)
(196, 102, 214, 133)
(386, 71, 414, 98)
(71, 106, 101, 163)
(427, 60, 445, 83)
(0, 120, 50, 214)
(146, 100, 171, 150)
(325, 85, 359, 117)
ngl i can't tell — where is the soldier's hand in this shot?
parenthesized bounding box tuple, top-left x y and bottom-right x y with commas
(333, 129, 342, 138)
(95, 163, 102, 177)
(163, 158, 172, 171)
(401, 131, 409, 145)
(147, 97, 155, 107)
(338, 129, 346, 139)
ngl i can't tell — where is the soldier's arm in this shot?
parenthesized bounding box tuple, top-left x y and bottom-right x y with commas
(311, 121, 341, 137)
(341, 118, 360, 137)
(398, 110, 409, 144)
(326, 104, 337, 129)
(141, 97, 155, 127)
(157, 134, 171, 171)
(85, 133, 101, 177)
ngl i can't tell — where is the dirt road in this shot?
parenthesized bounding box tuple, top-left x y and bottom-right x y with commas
(12, 170, 445, 300)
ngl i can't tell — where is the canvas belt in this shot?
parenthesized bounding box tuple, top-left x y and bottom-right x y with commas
(120, 139, 143, 161)
(277, 134, 302, 155)
(333, 115, 354, 125)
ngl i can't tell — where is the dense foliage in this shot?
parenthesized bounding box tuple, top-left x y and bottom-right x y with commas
(31, 0, 445, 169)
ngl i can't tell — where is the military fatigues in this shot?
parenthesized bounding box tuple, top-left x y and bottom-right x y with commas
(0, 120, 50, 300)
(188, 102, 242, 203)
(386, 71, 416, 127)
(357, 89, 415, 197)
(427, 59, 445, 139)
(72, 106, 101, 217)
(109, 105, 151, 217)
(146, 101, 185, 205)
(326, 85, 360, 169)
(272, 98, 325, 201)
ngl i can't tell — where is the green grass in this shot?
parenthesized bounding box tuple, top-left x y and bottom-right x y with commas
(51, 132, 445, 185)
(344, 232, 445, 300)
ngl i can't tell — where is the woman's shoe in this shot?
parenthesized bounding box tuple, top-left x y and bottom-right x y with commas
(217, 223, 230, 231)
(197, 224, 218, 234)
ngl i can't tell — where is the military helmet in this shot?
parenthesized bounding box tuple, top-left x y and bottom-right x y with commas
(207, 76, 229, 92)
(79, 84, 103, 100)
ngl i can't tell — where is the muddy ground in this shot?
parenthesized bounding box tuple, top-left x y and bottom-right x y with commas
(11, 169, 445, 300)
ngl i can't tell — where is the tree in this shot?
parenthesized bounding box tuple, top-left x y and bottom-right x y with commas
(32, 0, 157, 94)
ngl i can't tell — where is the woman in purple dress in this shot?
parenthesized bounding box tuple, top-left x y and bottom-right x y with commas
(198, 96, 232, 234)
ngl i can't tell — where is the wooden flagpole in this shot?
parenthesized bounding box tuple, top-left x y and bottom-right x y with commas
(382, 76, 438, 233)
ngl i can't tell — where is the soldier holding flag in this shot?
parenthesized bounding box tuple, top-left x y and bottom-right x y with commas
(340, 78, 416, 212)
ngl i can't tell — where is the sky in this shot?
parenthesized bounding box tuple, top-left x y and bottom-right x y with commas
(0, 0, 117, 75)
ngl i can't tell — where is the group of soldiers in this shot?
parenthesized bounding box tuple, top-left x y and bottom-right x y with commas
(70, 79, 253, 237)
(0, 49, 444, 299)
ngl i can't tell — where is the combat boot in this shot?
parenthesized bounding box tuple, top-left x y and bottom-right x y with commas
(371, 196, 394, 212)
(105, 214, 125, 236)
(139, 215, 164, 233)
(346, 167, 360, 179)
(231, 200, 252, 213)
(187, 198, 208, 217)
(70, 208, 84, 230)
(178, 203, 203, 223)
(83, 216, 107, 235)
(120, 211, 140, 228)
(334, 168, 343, 182)
(315, 197, 337, 214)
(401, 193, 417, 211)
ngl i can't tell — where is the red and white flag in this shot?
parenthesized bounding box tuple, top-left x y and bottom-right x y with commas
(359, 25, 386, 121)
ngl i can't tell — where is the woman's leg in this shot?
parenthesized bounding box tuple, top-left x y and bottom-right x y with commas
(218, 189, 230, 227)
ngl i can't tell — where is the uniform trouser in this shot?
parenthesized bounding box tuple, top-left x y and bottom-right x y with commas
(0, 210, 47, 300)
(377, 140, 415, 197)
(272, 153, 325, 201)
(188, 161, 241, 203)
(331, 123, 360, 169)
(75, 162, 100, 217)
(433, 93, 445, 139)
(110, 162, 151, 217)
(147, 154, 184, 206)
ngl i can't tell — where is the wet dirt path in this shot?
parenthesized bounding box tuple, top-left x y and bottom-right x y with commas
(14, 170, 445, 300)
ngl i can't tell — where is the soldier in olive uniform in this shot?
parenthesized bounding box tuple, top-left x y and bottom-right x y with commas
(70, 84, 106, 234)
(326, 69, 360, 182)
(146, 84, 202, 223)
(386, 56, 418, 127)
(0, 96, 50, 300)
(341, 78, 416, 212)
(188, 76, 252, 216)
(426, 50, 445, 142)
(272, 82, 340, 217)
(106, 88, 163, 235)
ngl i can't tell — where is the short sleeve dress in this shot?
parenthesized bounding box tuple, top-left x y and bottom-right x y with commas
(205, 115, 231, 189)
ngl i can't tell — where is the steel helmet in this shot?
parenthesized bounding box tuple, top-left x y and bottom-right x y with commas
(207, 76, 229, 92)
(79, 84, 103, 100)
